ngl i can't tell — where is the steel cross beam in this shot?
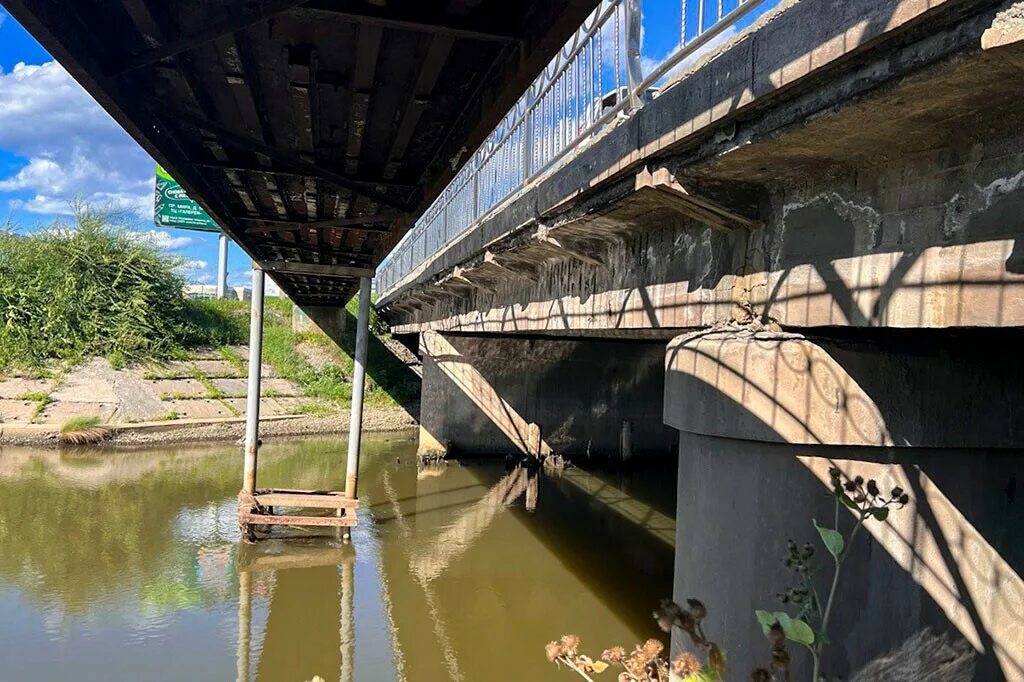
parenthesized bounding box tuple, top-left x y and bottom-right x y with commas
(256, 239, 375, 260)
(191, 161, 415, 193)
(295, 2, 523, 44)
(157, 107, 415, 211)
(110, 0, 310, 76)
(236, 214, 397, 232)
(262, 261, 375, 279)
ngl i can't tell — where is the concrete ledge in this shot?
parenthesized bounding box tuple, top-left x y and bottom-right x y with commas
(664, 328, 1024, 448)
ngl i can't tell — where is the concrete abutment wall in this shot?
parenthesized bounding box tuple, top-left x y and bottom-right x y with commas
(418, 331, 677, 461)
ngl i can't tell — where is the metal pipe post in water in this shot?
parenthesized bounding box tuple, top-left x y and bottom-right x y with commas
(217, 233, 229, 299)
(235, 569, 253, 682)
(242, 266, 265, 494)
(345, 276, 372, 501)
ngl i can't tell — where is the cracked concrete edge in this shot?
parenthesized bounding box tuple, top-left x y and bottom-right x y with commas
(982, 0, 1024, 48)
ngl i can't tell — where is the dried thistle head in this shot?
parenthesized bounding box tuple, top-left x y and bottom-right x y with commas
(686, 598, 707, 620)
(623, 653, 647, 678)
(653, 598, 684, 632)
(672, 652, 702, 677)
(641, 638, 664, 658)
(771, 645, 791, 672)
(601, 646, 626, 664)
(545, 640, 565, 662)
(751, 668, 773, 682)
(559, 634, 581, 655)
(768, 623, 785, 646)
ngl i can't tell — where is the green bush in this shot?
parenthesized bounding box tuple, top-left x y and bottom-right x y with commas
(0, 206, 246, 369)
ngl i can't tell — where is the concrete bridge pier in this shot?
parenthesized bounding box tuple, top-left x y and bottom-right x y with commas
(663, 329, 1024, 680)
(417, 330, 678, 462)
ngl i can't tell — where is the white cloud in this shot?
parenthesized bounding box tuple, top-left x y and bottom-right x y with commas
(176, 258, 214, 285)
(0, 61, 154, 219)
(127, 229, 193, 250)
(228, 267, 282, 297)
(178, 258, 208, 272)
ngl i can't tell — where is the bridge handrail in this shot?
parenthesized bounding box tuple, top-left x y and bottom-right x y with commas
(377, 0, 770, 298)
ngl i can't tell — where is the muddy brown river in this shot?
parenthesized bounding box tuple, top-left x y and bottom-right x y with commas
(0, 433, 675, 681)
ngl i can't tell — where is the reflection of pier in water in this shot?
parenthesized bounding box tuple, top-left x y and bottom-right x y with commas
(231, 454, 673, 682)
(235, 540, 357, 682)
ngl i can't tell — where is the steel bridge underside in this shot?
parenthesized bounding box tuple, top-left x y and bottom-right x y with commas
(3, 0, 598, 305)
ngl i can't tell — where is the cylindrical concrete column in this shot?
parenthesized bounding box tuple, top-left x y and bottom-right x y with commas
(242, 266, 265, 494)
(217, 233, 229, 299)
(345, 276, 372, 500)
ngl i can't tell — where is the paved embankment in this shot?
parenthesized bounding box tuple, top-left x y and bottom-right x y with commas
(0, 347, 418, 447)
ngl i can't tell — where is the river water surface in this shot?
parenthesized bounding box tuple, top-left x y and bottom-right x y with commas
(0, 433, 675, 681)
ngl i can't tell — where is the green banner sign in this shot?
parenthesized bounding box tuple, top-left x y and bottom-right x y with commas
(154, 165, 219, 232)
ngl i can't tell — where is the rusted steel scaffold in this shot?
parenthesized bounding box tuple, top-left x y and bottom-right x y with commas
(238, 266, 371, 541)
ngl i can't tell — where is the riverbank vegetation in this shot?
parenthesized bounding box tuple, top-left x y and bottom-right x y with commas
(0, 206, 418, 414)
(0, 206, 244, 371)
(59, 415, 111, 445)
(261, 296, 418, 409)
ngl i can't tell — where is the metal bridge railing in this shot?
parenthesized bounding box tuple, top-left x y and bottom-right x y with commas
(377, 0, 770, 297)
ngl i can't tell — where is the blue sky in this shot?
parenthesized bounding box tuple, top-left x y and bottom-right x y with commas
(0, 5, 255, 289)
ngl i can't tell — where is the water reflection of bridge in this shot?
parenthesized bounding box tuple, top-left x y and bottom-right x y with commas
(0, 436, 680, 679)
(229, 446, 674, 682)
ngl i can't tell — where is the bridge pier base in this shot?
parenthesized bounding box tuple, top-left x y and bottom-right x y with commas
(663, 329, 1024, 680)
(417, 330, 676, 462)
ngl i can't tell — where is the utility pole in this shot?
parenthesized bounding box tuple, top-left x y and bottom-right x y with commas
(217, 233, 229, 299)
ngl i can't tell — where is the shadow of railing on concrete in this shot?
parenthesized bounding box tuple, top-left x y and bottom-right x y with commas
(664, 333, 1024, 680)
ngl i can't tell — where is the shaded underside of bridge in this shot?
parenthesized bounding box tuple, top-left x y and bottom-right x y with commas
(3, 0, 597, 305)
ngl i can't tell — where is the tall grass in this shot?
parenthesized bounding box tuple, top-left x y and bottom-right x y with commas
(0, 205, 246, 369)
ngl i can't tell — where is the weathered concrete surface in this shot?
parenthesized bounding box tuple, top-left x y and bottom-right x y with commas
(664, 328, 1024, 678)
(382, 0, 1024, 335)
(672, 432, 1023, 681)
(0, 354, 306, 427)
(297, 305, 347, 339)
(664, 328, 1024, 448)
(0, 399, 40, 424)
(420, 331, 676, 460)
(0, 378, 52, 399)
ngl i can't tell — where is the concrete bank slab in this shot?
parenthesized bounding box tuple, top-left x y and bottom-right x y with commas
(168, 399, 236, 419)
(39, 401, 117, 424)
(149, 378, 207, 398)
(0, 399, 38, 424)
(0, 378, 53, 399)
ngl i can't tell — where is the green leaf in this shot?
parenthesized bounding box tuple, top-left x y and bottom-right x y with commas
(781, 616, 815, 645)
(814, 519, 845, 557)
(755, 610, 777, 635)
(870, 507, 889, 522)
